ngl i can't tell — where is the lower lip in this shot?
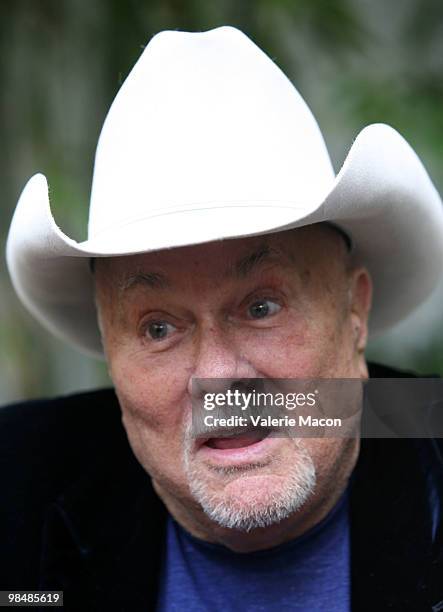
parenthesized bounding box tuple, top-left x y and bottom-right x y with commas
(197, 433, 281, 467)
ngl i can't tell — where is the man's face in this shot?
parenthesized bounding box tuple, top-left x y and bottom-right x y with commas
(95, 225, 371, 546)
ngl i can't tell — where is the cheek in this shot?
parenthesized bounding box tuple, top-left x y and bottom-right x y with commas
(108, 350, 192, 485)
(110, 346, 190, 421)
(237, 314, 347, 378)
(303, 437, 358, 490)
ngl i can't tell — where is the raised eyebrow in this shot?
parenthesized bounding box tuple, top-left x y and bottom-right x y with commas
(119, 272, 170, 294)
(231, 244, 282, 278)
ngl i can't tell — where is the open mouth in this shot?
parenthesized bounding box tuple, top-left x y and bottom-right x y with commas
(204, 430, 269, 450)
(196, 429, 277, 467)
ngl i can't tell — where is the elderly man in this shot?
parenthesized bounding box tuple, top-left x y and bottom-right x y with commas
(2, 26, 443, 611)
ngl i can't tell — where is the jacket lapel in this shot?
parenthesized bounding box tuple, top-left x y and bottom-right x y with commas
(350, 438, 439, 611)
(39, 442, 167, 611)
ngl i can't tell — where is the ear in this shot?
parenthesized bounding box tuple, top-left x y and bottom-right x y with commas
(348, 267, 372, 376)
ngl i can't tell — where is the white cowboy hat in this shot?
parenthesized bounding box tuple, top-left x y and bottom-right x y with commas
(6, 26, 443, 358)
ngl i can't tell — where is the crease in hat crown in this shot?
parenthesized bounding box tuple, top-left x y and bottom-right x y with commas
(87, 25, 335, 239)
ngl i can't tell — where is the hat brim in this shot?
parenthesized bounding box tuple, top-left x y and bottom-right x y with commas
(6, 123, 443, 358)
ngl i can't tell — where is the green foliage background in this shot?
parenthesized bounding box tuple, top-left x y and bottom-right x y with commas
(1, 0, 442, 402)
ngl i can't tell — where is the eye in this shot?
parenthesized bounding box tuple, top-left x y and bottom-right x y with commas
(247, 299, 281, 320)
(145, 320, 177, 341)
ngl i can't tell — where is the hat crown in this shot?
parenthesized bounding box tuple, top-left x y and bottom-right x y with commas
(87, 26, 334, 238)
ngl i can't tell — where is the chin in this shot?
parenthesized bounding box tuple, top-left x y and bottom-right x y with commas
(185, 453, 317, 532)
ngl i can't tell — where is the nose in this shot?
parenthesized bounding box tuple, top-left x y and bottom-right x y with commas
(187, 324, 259, 399)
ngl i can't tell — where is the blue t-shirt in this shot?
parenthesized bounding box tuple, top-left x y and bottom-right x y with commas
(157, 489, 351, 611)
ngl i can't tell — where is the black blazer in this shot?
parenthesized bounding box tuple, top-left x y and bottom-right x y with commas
(1, 363, 442, 611)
